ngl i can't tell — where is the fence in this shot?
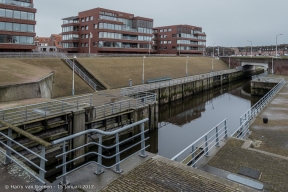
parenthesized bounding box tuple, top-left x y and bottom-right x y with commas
(171, 119, 227, 167)
(0, 52, 63, 58)
(121, 68, 242, 96)
(51, 118, 149, 185)
(61, 54, 97, 91)
(232, 78, 285, 138)
(0, 120, 51, 185)
(94, 92, 156, 119)
(0, 94, 93, 124)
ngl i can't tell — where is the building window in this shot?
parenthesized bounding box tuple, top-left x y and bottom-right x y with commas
(86, 17, 89, 21)
(160, 29, 163, 32)
(6, 10, 13, 18)
(81, 26, 84, 30)
(86, 25, 88, 30)
(13, 11, 20, 19)
(168, 41, 171, 44)
(94, 24, 97, 28)
(82, 18, 85, 22)
(86, 34, 88, 38)
(20, 11, 27, 20)
(168, 28, 172, 32)
(85, 43, 88, 47)
(90, 16, 93, 20)
(172, 34, 176, 37)
(164, 29, 167, 32)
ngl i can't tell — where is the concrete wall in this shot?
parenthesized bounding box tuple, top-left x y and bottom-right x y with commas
(157, 71, 243, 105)
(0, 72, 54, 102)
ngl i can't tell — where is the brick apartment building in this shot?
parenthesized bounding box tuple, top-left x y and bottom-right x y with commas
(61, 7, 153, 54)
(0, 0, 36, 52)
(35, 34, 62, 52)
(153, 25, 206, 55)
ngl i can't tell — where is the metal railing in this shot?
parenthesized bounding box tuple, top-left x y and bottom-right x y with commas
(0, 52, 63, 58)
(121, 68, 243, 96)
(51, 118, 149, 185)
(0, 0, 33, 8)
(0, 94, 93, 124)
(94, 92, 156, 119)
(0, 120, 51, 185)
(232, 78, 285, 138)
(61, 54, 97, 91)
(252, 71, 268, 80)
(171, 119, 228, 167)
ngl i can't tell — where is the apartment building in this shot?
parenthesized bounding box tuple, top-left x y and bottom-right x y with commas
(153, 25, 206, 55)
(61, 8, 153, 54)
(35, 34, 62, 52)
(0, 0, 36, 52)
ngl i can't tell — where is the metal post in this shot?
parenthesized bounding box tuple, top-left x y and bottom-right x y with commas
(44, 104, 47, 118)
(72, 58, 75, 96)
(139, 123, 147, 157)
(191, 145, 195, 167)
(186, 56, 188, 77)
(215, 126, 219, 146)
(25, 106, 28, 121)
(205, 135, 209, 156)
(39, 145, 46, 181)
(61, 141, 68, 185)
(114, 133, 123, 173)
(5, 128, 12, 164)
(142, 56, 145, 84)
(272, 57, 274, 75)
(224, 120, 228, 138)
(95, 134, 104, 175)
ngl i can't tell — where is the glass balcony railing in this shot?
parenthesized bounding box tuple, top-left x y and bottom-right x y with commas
(63, 20, 79, 24)
(0, 0, 33, 8)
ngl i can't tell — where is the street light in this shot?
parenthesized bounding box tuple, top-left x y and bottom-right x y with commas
(186, 56, 188, 76)
(142, 56, 146, 84)
(247, 40, 252, 57)
(212, 43, 216, 71)
(89, 32, 92, 56)
(179, 41, 181, 56)
(276, 34, 283, 58)
(72, 54, 77, 96)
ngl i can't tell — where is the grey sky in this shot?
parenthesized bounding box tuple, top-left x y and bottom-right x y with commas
(34, 0, 287, 47)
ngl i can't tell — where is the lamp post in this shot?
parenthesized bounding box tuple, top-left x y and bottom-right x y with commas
(142, 56, 146, 84)
(186, 56, 188, 76)
(276, 34, 283, 58)
(229, 56, 230, 69)
(89, 32, 92, 56)
(179, 41, 181, 56)
(272, 57, 274, 75)
(247, 40, 252, 57)
(212, 43, 216, 71)
(72, 54, 77, 96)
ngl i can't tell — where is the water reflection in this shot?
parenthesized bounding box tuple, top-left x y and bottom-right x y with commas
(147, 79, 261, 158)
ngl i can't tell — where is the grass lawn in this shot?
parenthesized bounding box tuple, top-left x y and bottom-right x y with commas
(78, 57, 229, 89)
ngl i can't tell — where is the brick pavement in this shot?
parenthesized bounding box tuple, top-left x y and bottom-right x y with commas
(101, 155, 256, 192)
(208, 139, 288, 192)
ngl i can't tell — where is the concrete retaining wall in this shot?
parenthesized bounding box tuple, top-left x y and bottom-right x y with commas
(0, 72, 54, 102)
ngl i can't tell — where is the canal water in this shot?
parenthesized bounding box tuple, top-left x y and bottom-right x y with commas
(146, 78, 260, 159)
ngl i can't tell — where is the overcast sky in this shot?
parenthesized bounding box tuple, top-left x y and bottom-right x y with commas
(34, 0, 287, 47)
